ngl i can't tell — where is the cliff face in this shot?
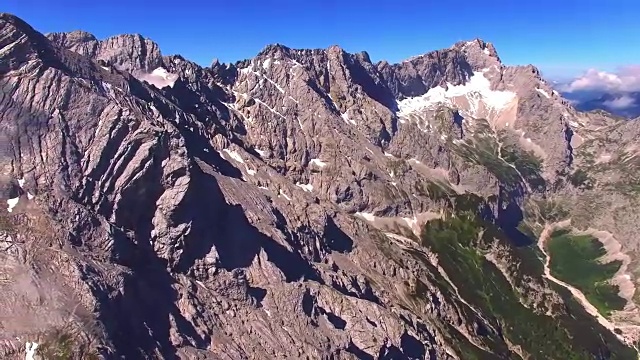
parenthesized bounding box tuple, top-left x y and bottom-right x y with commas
(0, 12, 638, 359)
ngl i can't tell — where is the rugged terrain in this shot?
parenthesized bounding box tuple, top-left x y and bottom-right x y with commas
(1, 12, 640, 359)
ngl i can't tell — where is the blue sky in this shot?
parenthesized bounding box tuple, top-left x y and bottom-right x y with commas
(3, 0, 639, 79)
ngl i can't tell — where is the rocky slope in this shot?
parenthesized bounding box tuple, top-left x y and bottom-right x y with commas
(1, 12, 640, 359)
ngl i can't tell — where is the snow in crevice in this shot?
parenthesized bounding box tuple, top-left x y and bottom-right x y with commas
(263, 76, 285, 93)
(396, 69, 516, 119)
(6, 197, 18, 213)
(100, 65, 109, 71)
(384, 152, 396, 158)
(258, 185, 269, 190)
(287, 96, 299, 104)
(242, 67, 285, 93)
(223, 149, 245, 164)
(296, 182, 314, 192)
(255, 148, 268, 157)
(17, 178, 25, 188)
(222, 149, 258, 176)
(279, 189, 292, 201)
(341, 112, 356, 125)
(138, 67, 178, 89)
(355, 212, 376, 222)
(223, 102, 254, 124)
(309, 158, 327, 168)
(403, 216, 418, 229)
(536, 88, 551, 98)
(27, 192, 34, 200)
(255, 99, 287, 119)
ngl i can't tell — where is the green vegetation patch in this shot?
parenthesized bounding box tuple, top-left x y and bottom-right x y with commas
(418, 212, 634, 359)
(500, 145, 546, 191)
(547, 229, 626, 316)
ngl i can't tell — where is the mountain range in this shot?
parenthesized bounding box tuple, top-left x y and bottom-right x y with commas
(2, 12, 640, 359)
(561, 90, 640, 119)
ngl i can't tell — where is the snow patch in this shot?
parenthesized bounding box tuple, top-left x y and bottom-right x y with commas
(384, 152, 395, 158)
(397, 70, 516, 119)
(25, 342, 38, 360)
(536, 88, 551, 98)
(309, 158, 327, 168)
(6, 197, 18, 213)
(296, 182, 314, 192)
(223, 149, 245, 164)
(17, 178, 25, 188)
(341, 112, 356, 125)
(279, 190, 291, 201)
(262, 58, 272, 70)
(255, 149, 268, 157)
(355, 212, 376, 222)
(27, 192, 34, 200)
(246, 168, 257, 176)
(403, 216, 418, 229)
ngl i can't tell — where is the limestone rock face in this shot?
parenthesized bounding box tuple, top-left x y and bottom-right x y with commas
(0, 11, 637, 360)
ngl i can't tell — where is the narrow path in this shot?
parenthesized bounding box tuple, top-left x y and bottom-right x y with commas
(538, 224, 640, 354)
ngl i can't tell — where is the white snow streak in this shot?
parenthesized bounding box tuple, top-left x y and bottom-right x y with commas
(355, 212, 376, 222)
(255, 149, 268, 157)
(255, 99, 286, 119)
(223, 149, 245, 164)
(536, 88, 551, 98)
(309, 158, 327, 168)
(279, 190, 292, 201)
(341, 112, 357, 125)
(296, 182, 314, 192)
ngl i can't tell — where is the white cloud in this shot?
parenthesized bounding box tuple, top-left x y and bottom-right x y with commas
(137, 67, 178, 89)
(560, 66, 640, 93)
(603, 95, 636, 110)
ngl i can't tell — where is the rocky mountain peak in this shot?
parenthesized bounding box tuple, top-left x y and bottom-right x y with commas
(0, 13, 56, 73)
(47, 30, 162, 74)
